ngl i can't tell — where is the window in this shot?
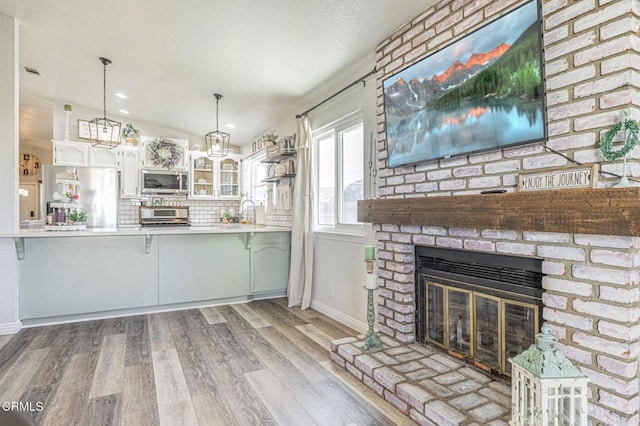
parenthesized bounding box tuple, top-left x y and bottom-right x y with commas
(314, 112, 364, 232)
(242, 152, 272, 209)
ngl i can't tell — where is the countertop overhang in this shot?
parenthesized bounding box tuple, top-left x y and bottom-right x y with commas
(357, 187, 640, 237)
(1, 224, 291, 239)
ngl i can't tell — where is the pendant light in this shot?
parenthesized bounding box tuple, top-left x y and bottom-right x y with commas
(205, 93, 230, 157)
(89, 57, 121, 149)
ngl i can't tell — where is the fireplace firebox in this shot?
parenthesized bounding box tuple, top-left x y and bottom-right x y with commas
(415, 246, 544, 377)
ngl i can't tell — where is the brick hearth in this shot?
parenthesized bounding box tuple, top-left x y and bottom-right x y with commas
(330, 336, 512, 426)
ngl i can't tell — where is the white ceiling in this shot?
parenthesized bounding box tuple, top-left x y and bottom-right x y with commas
(0, 0, 436, 149)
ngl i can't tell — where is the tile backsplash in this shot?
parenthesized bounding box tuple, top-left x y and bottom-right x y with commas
(119, 198, 293, 227)
(118, 198, 240, 226)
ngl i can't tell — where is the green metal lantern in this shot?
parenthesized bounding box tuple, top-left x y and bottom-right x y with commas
(509, 326, 588, 426)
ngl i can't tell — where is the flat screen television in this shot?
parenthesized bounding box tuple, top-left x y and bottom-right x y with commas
(383, 0, 546, 168)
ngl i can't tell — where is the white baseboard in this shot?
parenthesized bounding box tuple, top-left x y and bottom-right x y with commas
(310, 299, 367, 334)
(0, 320, 21, 335)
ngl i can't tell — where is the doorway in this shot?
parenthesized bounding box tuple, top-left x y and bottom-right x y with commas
(19, 182, 41, 223)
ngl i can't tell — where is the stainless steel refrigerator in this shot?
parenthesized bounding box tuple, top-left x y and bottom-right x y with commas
(42, 165, 119, 228)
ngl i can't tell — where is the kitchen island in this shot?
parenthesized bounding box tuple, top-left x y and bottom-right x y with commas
(2, 225, 291, 326)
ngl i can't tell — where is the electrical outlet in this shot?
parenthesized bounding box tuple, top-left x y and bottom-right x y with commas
(329, 286, 334, 297)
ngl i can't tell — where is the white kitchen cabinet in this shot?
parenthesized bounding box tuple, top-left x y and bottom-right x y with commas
(119, 146, 141, 198)
(250, 232, 291, 294)
(140, 136, 189, 170)
(189, 152, 241, 199)
(190, 152, 215, 199)
(217, 154, 241, 199)
(52, 140, 90, 166)
(53, 140, 121, 168)
(90, 145, 120, 168)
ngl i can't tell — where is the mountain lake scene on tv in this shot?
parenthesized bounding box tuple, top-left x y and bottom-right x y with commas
(383, 0, 544, 167)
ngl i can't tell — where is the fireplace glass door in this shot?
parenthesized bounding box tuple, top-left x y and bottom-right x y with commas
(504, 301, 538, 374)
(474, 294, 500, 371)
(425, 282, 472, 359)
(426, 283, 445, 345)
(419, 276, 539, 376)
(447, 288, 471, 357)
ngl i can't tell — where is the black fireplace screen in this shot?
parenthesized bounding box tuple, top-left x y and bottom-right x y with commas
(415, 246, 543, 376)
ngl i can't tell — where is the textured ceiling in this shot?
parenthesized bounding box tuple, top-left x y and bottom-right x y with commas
(0, 0, 436, 147)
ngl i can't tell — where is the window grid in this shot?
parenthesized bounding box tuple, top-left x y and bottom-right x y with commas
(313, 113, 364, 234)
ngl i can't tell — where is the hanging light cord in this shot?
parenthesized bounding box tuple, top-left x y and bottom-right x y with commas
(102, 61, 107, 119)
(98, 57, 112, 120)
(215, 96, 220, 132)
(214, 93, 223, 133)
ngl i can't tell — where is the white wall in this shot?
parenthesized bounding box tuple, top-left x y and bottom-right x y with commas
(0, 12, 21, 333)
(307, 58, 377, 330)
(51, 101, 206, 148)
(0, 13, 18, 231)
(254, 55, 378, 330)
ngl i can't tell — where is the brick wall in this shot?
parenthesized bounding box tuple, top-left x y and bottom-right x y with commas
(372, 0, 640, 424)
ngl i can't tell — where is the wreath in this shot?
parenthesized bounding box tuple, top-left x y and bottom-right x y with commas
(600, 111, 639, 161)
(148, 137, 182, 168)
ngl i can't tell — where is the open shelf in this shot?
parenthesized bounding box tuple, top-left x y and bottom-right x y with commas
(262, 174, 295, 183)
(261, 151, 296, 163)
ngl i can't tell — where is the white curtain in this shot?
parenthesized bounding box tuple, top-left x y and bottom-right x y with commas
(287, 116, 313, 309)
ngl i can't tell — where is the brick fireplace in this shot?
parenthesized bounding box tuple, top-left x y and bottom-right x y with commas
(331, 1, 640, 425)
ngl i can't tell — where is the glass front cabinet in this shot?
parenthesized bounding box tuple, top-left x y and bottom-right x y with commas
(217, 155, 241, 198)
(191, 153, 215, 199)
(189, 153, 240, 200)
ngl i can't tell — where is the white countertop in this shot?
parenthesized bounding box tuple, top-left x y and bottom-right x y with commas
(2, 224, 291, 238)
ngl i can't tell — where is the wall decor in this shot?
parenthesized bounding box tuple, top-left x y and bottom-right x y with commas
(148, 137, 182, 169)
(19, 153, 41, 176)
(383, 0, 545, 167)
(518, 165, 598, 192)
(599, 110, 638, 187)
(77, 119, 92, 140)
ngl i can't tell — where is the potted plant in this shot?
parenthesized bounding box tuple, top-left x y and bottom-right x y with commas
(262, 130, 278, 145)
(122, 123, 140, 146)
(67, 208, 87, 224)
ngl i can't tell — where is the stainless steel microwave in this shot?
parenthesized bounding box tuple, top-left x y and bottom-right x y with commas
(141, 170, 188, 195)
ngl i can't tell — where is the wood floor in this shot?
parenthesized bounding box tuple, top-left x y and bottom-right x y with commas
(0, 299, 414, 426)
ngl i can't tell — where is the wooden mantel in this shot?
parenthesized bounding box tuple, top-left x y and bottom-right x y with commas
(357, 187, 640, 237)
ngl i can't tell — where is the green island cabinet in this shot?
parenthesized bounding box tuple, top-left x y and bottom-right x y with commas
(250, 232, 291, 294)
(19, 231, 291, 322)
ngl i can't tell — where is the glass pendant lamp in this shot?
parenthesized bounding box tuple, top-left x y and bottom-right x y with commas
(205, 93, 230, 157)
(89, 57, 121, 149)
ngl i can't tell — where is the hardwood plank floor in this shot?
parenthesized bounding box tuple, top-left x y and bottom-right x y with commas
(89, 333, 127, 398)
(152, 349, 199, 425)
(198, 306, 227, 325)
(0, 298, 410, 425)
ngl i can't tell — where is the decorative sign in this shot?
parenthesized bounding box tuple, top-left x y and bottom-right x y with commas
(518, 165, 598, 192)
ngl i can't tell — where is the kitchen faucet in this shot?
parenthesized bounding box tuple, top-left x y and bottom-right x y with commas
(241, 198, 256, 224)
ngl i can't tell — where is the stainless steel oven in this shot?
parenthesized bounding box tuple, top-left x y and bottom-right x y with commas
(139, 206, 190, 226)
(141, 170, 188, 195)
